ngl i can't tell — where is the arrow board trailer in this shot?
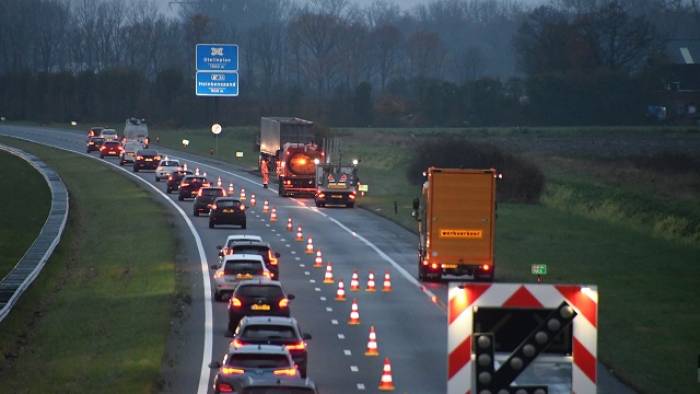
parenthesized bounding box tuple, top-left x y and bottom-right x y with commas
(448, 283, 598, 394)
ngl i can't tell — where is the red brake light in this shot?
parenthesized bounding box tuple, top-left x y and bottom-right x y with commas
(239, 204, 245, 211)
(137, 155, 143, 160)
(349, 193, 356, 199)
(273, 367, 297, 376)
(482, 264, 491, 271)
(230, 297, 242, 308)
(285, 341, 306, 351)
(167, 175, 172, 180)
(278, 298, 289, 308)
(231, 338, 245, 348)
(154, 155, 161, 161)
(318, 193, 325, 198)
(211, 204, 217, 210)
(197, 189, 203, 197)
(181, 182, 189, 187)
(268, 251, 278, 265)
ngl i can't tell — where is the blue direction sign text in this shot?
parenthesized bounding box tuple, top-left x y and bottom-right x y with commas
(196, 44, 238, 71)
(195, 71, 239, 97)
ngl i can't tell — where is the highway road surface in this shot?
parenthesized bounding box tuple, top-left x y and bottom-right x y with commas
(0, 125, 635, 394)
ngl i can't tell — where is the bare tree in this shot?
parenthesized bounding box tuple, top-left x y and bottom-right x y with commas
(370, 23, 402, 90)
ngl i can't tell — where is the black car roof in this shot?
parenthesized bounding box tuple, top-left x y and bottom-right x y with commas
(137, 149, 157, 155)
(215, 197, 240, 202)
(230, 241, 270, 248)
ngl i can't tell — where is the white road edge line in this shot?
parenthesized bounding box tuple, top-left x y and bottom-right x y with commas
(167, 153, 442, 309)
(6, 135, 213, 394)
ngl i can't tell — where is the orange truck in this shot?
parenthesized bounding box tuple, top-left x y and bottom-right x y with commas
(412, 168, 497, 281)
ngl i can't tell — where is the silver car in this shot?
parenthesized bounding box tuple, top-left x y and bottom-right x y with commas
(211, 254, 270, 301)
(120, 141, 143, 165)
(155, 159, 180, 181)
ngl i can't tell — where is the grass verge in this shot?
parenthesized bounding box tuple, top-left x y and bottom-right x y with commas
(0, 149, 50, 279)
(0, 136, 176, 393)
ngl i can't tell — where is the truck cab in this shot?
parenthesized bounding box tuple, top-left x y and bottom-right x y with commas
(314, 163, 358, 208)
(413, 168, 497, 282)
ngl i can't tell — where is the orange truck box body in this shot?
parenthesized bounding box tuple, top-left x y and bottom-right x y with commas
(419, 168, 496, 280)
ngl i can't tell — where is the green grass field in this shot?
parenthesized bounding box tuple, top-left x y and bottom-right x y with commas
(0, 149, 51, 280)
(145, 124, 700, 393)
(0, 137, 176, 393)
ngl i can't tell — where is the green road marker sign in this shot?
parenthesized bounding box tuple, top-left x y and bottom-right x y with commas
(531, 264, 548, 275)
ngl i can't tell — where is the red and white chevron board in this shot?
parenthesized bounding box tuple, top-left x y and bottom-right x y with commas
(447, 283, 598, 394)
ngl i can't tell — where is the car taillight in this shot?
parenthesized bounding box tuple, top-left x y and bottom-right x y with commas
(180, 182, 189, 187)
(230, 297, 242, 308)
(100, 146, 106, 150)
(231, 338, 246, 348)
(273, 367, 297, 376)
(137, 155, 143, 160)
(318, 193, 325, 198)
(263, 271, 271, 279)
(220, 367, 244, 376)
(217, 382, 235, 393)
(482, 264, 491, 271)
(197, 189, 203, 197)
(422, 259, 429, 266)
(268, 251, 278, 265)
(154, 155, 161, 161)
(211, 204, 217, 210)
(285, 341, 306, 351)
(214, 271, 224, 279)
(239, 205, 245, 211)
(224, 247, 230, 255)
(349, 193, 356, 199)
(167, 175, 172, 180)
(278, 298, 289, 308)
(89, 142, 94, 145)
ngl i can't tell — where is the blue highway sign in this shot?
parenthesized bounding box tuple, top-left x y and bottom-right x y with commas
(195, 71, 239, 97)
(196, 44, 238, 71)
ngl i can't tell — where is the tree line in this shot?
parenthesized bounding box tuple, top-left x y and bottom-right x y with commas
(1, 0, 698, 127)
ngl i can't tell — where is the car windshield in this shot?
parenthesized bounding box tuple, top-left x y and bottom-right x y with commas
(241, 325, 297, 340)
(232, 247, 269, 261)
(162, 161, 178, 167)
(224, 261, 263, 276)
(219, 200, 240, 208)
(226, 353, 290, 369)
(124, 143, 140, 151)
(104, 142, 120, 147)
(139, 150, 157, 156)
(242, 389, 314, 394)
(202, 188, 224, 196)
(236, 285, 283, 299)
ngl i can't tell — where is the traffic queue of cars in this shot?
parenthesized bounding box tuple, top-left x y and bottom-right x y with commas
(85, 127, 318, 393)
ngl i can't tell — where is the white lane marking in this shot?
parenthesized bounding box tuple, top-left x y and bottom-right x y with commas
(290, 250, 296, 255)
(280, 238, 286, 242)
(343, 349, 352, 356)
(299, 263, 305, 268)
(166, 154, 442, 309)
(357, 383, 366, 391)
(285, 244, 290, 247)
(309, 279, 316, 284)
(350, 365, 359, 372)
(338, 333, 345, 339)
(331, 319, 339, 325)
(271, 229, 276, 232)
(314, 287, 321, 292)
(304, 271, 310, 276)
(326, 307, 333, 312)
(294, 257, 300, 261)
(265, 224, 270, 227)
(320, 296, 327, 301)
(6, 134, 214, 394)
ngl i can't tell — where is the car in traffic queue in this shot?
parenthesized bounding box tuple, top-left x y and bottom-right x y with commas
(177, 175, 209, 201)
(219, 240, 281, 280)
(193, 186, 226, 216)
(99, 140, 124, 158)
(227, 279, 293, 333)
(230, 316, 311, 378)
(133, 149, 161, 172)
(100, 128, 119, 141)
(87, 126, 104, 137)
(211, 254, 271, 301)
(86, 136, 105, 153)
(166, 169, 193, 193)
(209, 345, 300, 394)
(217, 235, 264, 260)
(119, 141, 143, 165)
(232, 376, 318, 394)
(155, 159, 180, 182)
(209, 197, 246, 229)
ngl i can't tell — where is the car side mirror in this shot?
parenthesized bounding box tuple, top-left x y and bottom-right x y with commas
(216, 245, 222, 250)
(275, 252, 281, 258)
(208, 361, 221, 369)
(287, 294, 295, 300)
(302, 333, 312, 340)
(210, 264, 219, 270)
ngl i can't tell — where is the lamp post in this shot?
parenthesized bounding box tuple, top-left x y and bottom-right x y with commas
(211, 123, 222, 155)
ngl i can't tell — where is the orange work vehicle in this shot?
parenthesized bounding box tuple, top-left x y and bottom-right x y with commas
(412, 168, 497, 282)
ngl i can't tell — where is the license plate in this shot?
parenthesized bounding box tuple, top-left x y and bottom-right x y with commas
(109, 152, 116, 155)
(251, 304, 270, 311)
(236, 273, 253, 279)
(145, 158, 153, 161)
(223, 209, 234, 213)
(332, 194, 343, 199)
(442, 264, 458, 269)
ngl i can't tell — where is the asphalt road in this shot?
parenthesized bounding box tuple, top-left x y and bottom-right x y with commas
(0, 125, 635, 394)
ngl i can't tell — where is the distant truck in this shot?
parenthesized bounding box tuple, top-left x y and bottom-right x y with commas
(314, 163, 358, 208)
(259, 117, 324, 196)
(123, 117, 149, 144)
(412, 168, 496, 282)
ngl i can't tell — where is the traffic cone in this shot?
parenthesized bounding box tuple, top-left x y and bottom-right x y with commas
(350, 271, 360, 292)
(270, 208, 277, 222)
(305, 237, 314, 254)
(240, 188, 246, 200)
(295, 226, 304, 241)
(227, 183, 234, 195)
(365, 326, 379, 356)
(348, 299, 360, 325)
(378, 358, 395, 391)
(335, 280, 346, 301)
(216, 176, 222, 187)
(263, 200, 269, 213)
(366, 271, 376, 292)
(182, 163, 187, 171)
(286, 218, 293, 232)
(250, 194, 256, 207)
(323, 263, 334, 284)
(313, 250, 323, 268)
(195, 167, 200, 175)
(382, 271, 392, 292)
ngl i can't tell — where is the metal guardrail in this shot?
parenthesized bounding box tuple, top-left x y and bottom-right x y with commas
(0, 144, 69, 322)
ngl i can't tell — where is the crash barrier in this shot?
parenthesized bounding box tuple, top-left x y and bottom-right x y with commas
(0, 144, 69, 323)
